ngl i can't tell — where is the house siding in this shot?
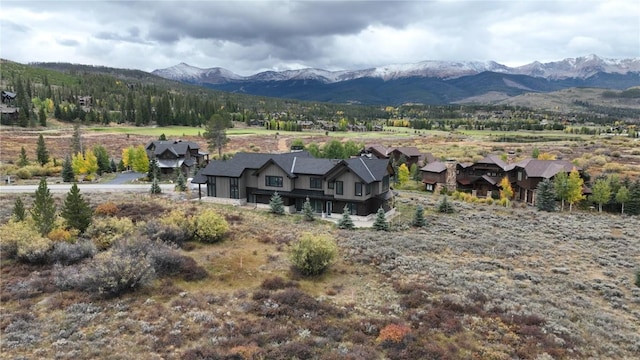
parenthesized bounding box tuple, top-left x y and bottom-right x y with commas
(258, 164, 293, 192)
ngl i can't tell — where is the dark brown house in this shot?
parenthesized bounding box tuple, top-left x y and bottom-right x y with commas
(456, 155, 508, 197)
(511, 158, 581, 205)
(420, 161, 447, 192)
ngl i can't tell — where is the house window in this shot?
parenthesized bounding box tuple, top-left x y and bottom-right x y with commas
(207, 176, 216, 197)
(328, 181, 335, 189)
(230, 178, 239, 199)
(336, 181, 343, 195)
(346, 203, 356, 215)
(355, 182, 363, 196)
(265, 176, 283, 187)
(366, 183, 371, 195)
(426, 184, 434, 191)
(382, 175, 390, 191)
(517, 171, 522, 181)
(310, 177, 322, 189)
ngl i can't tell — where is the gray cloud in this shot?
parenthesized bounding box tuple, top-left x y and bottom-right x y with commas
(0, 1, 637, 73)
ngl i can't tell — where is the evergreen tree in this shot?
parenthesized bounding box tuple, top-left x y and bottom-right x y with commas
(204, 113, 229, 159)
(616, 185, 630, 215)
(269, 191, 285, 215)
(625, 180, 640, 216)
(372, 207, 389, 231)
(17, 146, 28, 167)
(31, 177, 56, 235)
(536, 178, 557, 212)
(175, 170, 187, 192)
(337, 206, 355, 230)
(36, 134, 49, 166)
(410, 163, 421, 181)
(150, 176, 162, 194)
(93, 145, 111, 175)
(71, 122, 82, 155)
(438, 195, 455, 214)
(159, 133, 167, 141)
(38, 107, 47, 127)
(62, 155, 75, 182)
(412, 204, 426, 227)
(303, 197, 315, 221)
(110, 158, 117, 173)
(117, 159, 126, 172)
(61, 183, 93, 233)
(12, 197, 26, 222)
(148, 159, 159, 180)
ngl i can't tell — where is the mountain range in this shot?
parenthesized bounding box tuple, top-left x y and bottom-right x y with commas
(152, 55, 640, 105)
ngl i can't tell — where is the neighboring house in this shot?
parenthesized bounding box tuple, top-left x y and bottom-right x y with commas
(511, 158, 585, 205)
(1, 91, 16, 104)
(145, 140, 208, 175)
(76, 96, 92, 107)
(456, 155, 508, 197)
(0, 105, 19, 124)
(192, 151, 394, 216)
(420, 161, 448, 192)
(364, 144, 435, 168)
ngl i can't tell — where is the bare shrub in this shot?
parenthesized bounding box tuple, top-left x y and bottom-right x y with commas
(49, 239, 97, 265)
(260, 276, 299, 291)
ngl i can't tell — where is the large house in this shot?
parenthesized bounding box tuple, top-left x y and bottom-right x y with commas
(145, 140, 208, 175)
(421, 155, 589, 205)
(363, 144, 435, 168)
(192, 151, 394, 216)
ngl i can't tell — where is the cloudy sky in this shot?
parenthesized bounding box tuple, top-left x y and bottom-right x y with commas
(1, 0, 638, 75)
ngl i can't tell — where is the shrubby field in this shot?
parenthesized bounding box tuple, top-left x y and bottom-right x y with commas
(0, 190, 638, 359)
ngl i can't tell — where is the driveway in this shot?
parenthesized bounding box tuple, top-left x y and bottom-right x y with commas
(107, 172, 145, 184)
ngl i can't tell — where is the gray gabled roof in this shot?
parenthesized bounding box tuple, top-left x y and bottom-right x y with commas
(515, 159, 578, 179)
(476, 154, 508, 170)
(197, 151, 312, 178)
(147, 140, 200, 156)
(421, 161, 447, 173)
(291, 158, 339, 175)
(334, 157, 390, 184)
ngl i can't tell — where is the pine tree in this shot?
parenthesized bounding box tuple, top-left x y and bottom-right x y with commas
(31, 177, 56, 235)
(438, 195, 455, 214)
(61, 183, 93, 233)
(303, 197, 314, 221)
(150, 176, 162, 194)
(36, 134, 49, 166)
(38, 107, 47, 127)
(110, 158, 117, 173)
(372, 207, 389, 231)
(148, 159, 159, 180)
(269, 191, 285, 215)
(412, 205, 426, 227)
(12, 197, 26, 222)
(62, 155, 75, 182)
(175, 170, 187, 192)
(337, 206, 355, 230)
(536, 178, 557, 212)
(17, 146, 28, 167)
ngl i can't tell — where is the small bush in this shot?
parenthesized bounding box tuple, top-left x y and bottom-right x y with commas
(193, 209, 229, 243)
(85, 217, 135, 250)
(376, 323, 411, 345)
(77, 248, 155, 298)
(16, 236, 52, 264)
(49, 239, 97, 265)
(47, 227, 77, 242)
(261, 276, 299, 290)
(142, 219, 191, 247)
(289, 233, 337, 276)
(15, 168, 32, 179)
(94, 202, 118, 216)
(438, 196, 455, 214)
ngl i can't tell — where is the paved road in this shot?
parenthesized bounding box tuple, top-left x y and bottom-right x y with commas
(0, 183, 175, 194)
(0, 172, 176, 194)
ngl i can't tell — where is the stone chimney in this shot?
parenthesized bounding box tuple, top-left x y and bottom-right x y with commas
(445, 160, 458, 192)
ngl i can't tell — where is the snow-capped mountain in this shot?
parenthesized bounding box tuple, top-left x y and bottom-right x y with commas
(152, 55, 640, 85)
(151, 55, 640, 105)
